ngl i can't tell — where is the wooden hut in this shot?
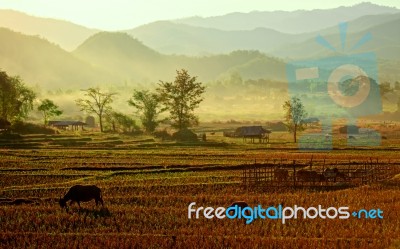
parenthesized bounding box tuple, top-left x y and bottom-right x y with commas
(48, 121, 87, 131)
(235, 126, 271, 143)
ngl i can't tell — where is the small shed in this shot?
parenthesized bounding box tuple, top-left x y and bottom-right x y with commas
(235, 126, 271, 143)
(48, 121, 87, 131)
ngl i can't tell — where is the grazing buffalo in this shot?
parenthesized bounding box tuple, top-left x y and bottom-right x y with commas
(59, 185, 103, 209)
(229, 201, 249, 208)
(296, 170, 325, 182)
(274, 168, 289, 182)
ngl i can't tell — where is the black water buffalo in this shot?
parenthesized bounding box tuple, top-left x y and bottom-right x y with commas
(59, 185, 103, 209)
(228, 201, 249, 209)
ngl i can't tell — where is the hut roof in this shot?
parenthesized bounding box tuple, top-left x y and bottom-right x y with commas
(48, 121, 87, 126)
(235, 126, 271, 136)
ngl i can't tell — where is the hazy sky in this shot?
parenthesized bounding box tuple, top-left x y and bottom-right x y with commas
(0, 0, 399, 30)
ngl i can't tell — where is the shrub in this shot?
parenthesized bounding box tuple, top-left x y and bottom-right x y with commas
(265, 121, 287, 131)
(172, 128, 198, 142)
(153, 129, 172, 141)
(11, 121, 57, 134)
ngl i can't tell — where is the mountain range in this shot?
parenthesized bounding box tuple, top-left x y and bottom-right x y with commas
(127, 12, 400, 58)
(0, 9, 98, 51)
(0, 27, 287, 89)
(0, 2, 399, 91)
(0, 28, 115, 90)
(175, 2, 399, 33)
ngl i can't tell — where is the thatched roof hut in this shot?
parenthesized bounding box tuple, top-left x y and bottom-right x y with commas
(234, 126, 271, 137)
(48, 121, 87, 131)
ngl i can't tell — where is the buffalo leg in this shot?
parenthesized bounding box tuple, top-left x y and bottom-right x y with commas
(96, 198, 104, 206)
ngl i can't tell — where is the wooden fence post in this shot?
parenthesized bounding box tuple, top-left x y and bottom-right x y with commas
(293, 160, 296, 187)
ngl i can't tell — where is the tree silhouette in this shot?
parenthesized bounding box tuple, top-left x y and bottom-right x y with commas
(157, 69, 205, 130)
(283, 97, 307, 143)
(0, 70, 35, 122)
(76, 88, 116, 132)
(128, 90, 165, 133)
(37, 99, 63, 125)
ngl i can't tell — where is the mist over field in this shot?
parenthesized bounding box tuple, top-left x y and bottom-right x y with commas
(1, 2, 400, 122)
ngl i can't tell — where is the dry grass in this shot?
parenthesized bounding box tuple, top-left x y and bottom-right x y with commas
(0, 131, 400, 248)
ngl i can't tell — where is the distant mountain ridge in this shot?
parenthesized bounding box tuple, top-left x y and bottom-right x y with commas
(0, 9, 98, 51)
(1, 2, 398, 54)
(0, 3, 399, 90)
(126, 21, 301, 56)
(128, 12, 400, 59)
(272, 15, 400, 60)
(0, 28, 116, 89)
(73, 32, 167, 81)
(175, 2, 399, 33)
(0, 28, 287, 90)
(73, 32, 287, 83)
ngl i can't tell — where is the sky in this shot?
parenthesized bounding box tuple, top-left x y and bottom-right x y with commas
(0, 0, 399, 30)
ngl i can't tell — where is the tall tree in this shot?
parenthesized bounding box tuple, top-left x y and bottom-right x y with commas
(0, 70, 35, 122)
(75, 87, 116, 132)
(37, 99, 63, 125)
(394, 81, 400, 91)
(283, 97, 307, 143)
(128, 90, 165, 133)
(105, 111, 138, 133)
(397, 98, 400, 113)
(157, 69, 205, 130)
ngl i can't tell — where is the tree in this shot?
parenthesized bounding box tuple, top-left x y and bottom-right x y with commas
(0, 70, 36, 122)
(105, 111, 138, 133)
(394, 81, 400, 113)
(283, 97, 307, 143)
(157, 69, 205, 130)
(128, 90, 165, 133)
(394, 81, 400, 91)
(37, 99, 63, 125)
(397, 97, 400, 113)
(75, 87, 116, 132)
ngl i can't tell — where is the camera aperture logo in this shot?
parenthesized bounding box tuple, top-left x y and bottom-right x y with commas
(188, 202, 383, 225)
(286, 22, 382, 150)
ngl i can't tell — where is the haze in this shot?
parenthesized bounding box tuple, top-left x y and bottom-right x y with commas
(0, 1, 399, 121)
(1, 0, 400, 30)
